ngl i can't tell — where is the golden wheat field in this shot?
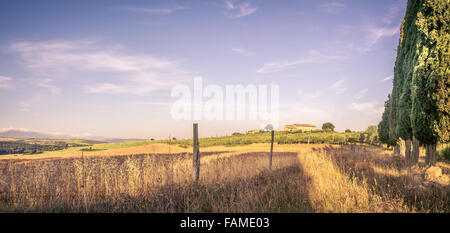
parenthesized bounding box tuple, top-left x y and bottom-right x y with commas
(0, 143, 448, 213)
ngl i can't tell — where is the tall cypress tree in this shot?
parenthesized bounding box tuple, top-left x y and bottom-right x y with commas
(379, 94, 397, 147)
(395, 0, 422, 161)
(389, 81, 400, 154)
(411, 0, 449, 165)
(389, 16, 409, 155)
(390, 77, 399, 153)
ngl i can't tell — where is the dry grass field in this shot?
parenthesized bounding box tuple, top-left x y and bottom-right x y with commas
(0, 143, 448, 213)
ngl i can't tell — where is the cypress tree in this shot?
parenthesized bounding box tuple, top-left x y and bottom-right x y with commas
(388, 87, 400, 154)
(389, 17, 408, 155)
(411, 0, 449, 165)
(395, 0, 422, 161)
(379, 94, 397, 148)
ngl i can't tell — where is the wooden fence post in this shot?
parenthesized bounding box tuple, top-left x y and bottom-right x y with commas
(269, 130, 274, 170)
(168, 135, 171, 154)
(193, 123, 200, 182)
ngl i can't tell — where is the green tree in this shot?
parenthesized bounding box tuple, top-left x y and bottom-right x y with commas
(394, 0, 423, 161)
(411, 0, 449, 165)
(359, 133, 366, 143)
(366, 125, 378, 135)
(365, 125, 378, 144)
(345, 129, 352, 133)
(388, 93, 399, 153)
(379, 94, 397, 148)
(322, 122, 335, 132)
(263, 124, 274, 132)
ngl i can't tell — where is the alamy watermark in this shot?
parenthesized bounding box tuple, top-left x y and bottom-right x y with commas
(171, 77, 279, 129)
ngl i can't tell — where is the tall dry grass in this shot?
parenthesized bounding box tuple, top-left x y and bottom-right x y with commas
(0, 144, 448, 213)
(308, 146, 450, 212)
(0, 150, 300, 212)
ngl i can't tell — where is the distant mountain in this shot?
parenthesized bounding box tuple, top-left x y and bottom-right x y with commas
(80, 136, 147, 143)
(103, 138, 147, 143)
(0, 128, 146, 143)
(0, 129, 72, 139)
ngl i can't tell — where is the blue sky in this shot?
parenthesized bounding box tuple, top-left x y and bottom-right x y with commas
(0, 0, 406, 139)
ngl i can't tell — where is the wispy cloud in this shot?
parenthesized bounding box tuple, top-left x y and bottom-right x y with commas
(0, 76, 13, 89)
(329, 79, 347, 95)
(381, 74, 394, 82)
(319, 2, 345, 13)
(349, 101, 383, 116)
(18, 102, 31, 112)
(367, 27, 399, 45)
(354, 88, 369, 99)
(125, 6, 185, 15)
(223, 1, 257, 19)
(307, 91, 324, 100)
(257, 50, 348, 74)
(231, 47, 253, 56)
(352, 0, 404, 53)
(383, 0, 407, 24)
(281, 103, 333, 124)
(35, 78, 61, 95)
(299, 90, 323, 101)
(16, 93, 44, 112)
(130, 101, 171, 107)
(356, 26, 399, 52)
(10, 39, 188, 95)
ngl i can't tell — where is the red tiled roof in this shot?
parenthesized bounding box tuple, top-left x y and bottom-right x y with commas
(292, 124, 316, 127)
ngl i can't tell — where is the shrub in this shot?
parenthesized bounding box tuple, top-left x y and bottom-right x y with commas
(438, 145, 450, 161)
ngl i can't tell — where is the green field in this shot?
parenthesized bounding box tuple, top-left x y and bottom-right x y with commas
(0, 138, 105, 155)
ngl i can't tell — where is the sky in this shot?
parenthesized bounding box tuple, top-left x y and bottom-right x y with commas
(0, 0, 407, 139)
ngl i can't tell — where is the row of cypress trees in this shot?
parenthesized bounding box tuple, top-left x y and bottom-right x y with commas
(378, 0, 449, 165)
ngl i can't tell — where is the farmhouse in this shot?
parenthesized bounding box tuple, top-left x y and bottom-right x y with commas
(284, 124, 316, 132)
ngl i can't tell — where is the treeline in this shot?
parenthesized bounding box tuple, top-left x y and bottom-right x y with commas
(164, 128, 379, 148)
(0, 141, 81, 155)
(378, 0, 449, 165)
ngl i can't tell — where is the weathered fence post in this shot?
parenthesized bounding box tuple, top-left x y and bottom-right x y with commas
(193, 123, 200, 182)
(269, 130, 274, 170)
(168, 135, 171, 154)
